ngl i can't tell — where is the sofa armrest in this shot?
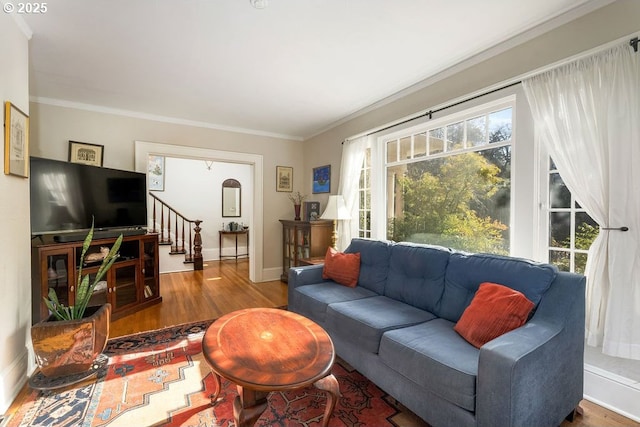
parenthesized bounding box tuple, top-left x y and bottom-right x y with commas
(287, 265, 329, 304)
(476, 273, 585, 427)
(288, 264, 326, 288)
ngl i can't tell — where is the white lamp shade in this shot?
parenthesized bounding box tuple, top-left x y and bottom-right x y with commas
(320, 195, 350, 220)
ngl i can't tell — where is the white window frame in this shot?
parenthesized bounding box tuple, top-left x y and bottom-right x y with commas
(370, 97, 517, 251)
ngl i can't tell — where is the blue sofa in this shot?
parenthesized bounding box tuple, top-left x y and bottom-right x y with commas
(288, 238, 585, 427)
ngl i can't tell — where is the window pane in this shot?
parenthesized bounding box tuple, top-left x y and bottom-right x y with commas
(466, 115, 486, 147)
(446, 122, 464, 151)
(549, 212, 570, 248)
(547, 158, 597, 274)
(549, 173, 571, 208)
(489, 108, 512, 142)
(575, 212, 599, 250)
(414, 133, 427, 158)
(549, 250, 570, 272)
(428, 128, 444, 155)
(399, 136, 412, 160)
(386, 149, 509, 254)
(387, 139, 398, 163)
(575, 253, 588, 274)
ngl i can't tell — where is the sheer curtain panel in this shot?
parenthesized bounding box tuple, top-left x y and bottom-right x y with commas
(336, 136, 368, 251)
(523, 42, 640, 359)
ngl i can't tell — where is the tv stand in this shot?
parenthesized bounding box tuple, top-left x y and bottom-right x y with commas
(54, 227, 147, 243)
(32, 233, 161, 323)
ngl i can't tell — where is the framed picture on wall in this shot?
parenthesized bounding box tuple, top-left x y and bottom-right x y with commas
(312, 165, 331, 194)
(69, 141, 104, 167)
(276, 166, 293, 192)
(4, 101, 29, 178)
(148, 155, 165, 191)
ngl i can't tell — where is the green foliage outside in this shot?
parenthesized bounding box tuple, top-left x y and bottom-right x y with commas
(551, 222, 599, 273)
(388, 151, 509, 254)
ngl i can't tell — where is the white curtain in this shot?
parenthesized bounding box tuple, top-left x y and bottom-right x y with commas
(523, 42, 640, 359)
(336, 136, 369, 251)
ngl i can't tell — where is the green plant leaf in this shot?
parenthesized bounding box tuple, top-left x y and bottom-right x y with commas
(41, 217, 123, 320)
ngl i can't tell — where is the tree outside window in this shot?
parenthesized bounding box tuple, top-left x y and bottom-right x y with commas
(385, 107, 513, 255)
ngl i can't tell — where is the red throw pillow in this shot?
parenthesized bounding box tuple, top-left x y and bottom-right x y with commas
(322, 247, 361, 287)
(454, 282, 534, 348)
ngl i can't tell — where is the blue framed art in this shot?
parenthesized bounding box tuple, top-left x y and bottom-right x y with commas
(312, 164, 331, 194)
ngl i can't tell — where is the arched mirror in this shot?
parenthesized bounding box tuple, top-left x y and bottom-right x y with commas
(222, 179, 241, 217)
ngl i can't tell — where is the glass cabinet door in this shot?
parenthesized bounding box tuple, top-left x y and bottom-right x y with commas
(142, 238, 159, 300)
(113, 263, 139, 310)
(42, 249, 74, 319)
(284, 227, 294, 270)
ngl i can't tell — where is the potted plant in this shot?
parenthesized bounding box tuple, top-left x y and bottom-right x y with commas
(288, 191, 307, 221)
(31, 221, 123, 379)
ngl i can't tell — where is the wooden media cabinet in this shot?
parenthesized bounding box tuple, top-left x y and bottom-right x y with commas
(31, 233, 162, 323)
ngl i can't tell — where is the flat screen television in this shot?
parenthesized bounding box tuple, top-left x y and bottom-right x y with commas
(30, 156, 147, 240)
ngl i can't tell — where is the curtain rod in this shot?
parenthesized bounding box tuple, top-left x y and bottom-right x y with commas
(342, 80, 520, 145)
(368, 80, 521, 138)
(344, 35, 640, 145)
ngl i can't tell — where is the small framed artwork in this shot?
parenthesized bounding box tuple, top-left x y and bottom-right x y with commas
(4, 101, 29, 178)
(312, 165, 331, 194)
(148, 155, 165, 191)
(69, 141, 104, 167)
(304, 201, 321, 221)
(276, 166, 293, 192)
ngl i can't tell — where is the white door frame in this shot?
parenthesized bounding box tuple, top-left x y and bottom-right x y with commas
(134, 140, 264, 282)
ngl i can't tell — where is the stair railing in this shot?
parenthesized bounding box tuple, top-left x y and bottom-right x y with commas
(149, 192, 203, 270)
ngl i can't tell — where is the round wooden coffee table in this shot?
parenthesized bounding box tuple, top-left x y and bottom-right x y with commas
(202, 308, 339, 427)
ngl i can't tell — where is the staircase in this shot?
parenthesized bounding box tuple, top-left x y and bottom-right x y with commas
(150, 192, 203, 271)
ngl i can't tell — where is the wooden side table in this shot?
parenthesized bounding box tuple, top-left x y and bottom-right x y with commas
(219, 229, 249, 260)
(202, 308, 339, 427)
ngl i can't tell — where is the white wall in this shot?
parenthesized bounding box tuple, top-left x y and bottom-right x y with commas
(0, 11, 32, 414)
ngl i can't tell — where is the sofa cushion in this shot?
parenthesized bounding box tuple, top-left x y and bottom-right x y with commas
(454, 282, 534, 348)
(326, 296, 435, 354)
(379, 319, 479, 412)
(438, 252, 558, 322)
(322, 247, 360, 287)
(292, 283, 378, 325)
(385, 242, 450, 313)
(344, 238, 393, 295)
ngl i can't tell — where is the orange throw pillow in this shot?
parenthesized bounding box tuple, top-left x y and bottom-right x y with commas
(454, 282, 534, 348)
(322, 247, 361, 287)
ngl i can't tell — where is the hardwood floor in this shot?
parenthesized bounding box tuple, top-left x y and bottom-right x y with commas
(109, 259, 287, 338)
(5, 260, 638, 426)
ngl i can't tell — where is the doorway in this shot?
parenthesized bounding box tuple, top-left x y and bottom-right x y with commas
(134, 141, 264, 282)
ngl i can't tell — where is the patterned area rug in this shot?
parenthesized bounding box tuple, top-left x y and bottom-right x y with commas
(7, 319, 428, 426)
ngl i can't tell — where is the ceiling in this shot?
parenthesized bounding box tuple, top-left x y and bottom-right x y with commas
(20, 0, 605, 141)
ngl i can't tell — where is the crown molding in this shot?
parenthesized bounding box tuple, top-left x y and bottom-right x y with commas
(30, 96, 304, 141)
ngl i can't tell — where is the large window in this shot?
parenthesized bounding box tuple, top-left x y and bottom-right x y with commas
(547, 159, 598, 273)
(384, 103, 513, 254)
(358, 148, 371, 238)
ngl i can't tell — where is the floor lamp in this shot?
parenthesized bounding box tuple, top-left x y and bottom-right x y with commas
(320, 195, 350, 249)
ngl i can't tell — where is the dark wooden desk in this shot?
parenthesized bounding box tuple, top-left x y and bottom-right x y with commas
(219, 229, 249, 260)
(202, 308, 339, 427)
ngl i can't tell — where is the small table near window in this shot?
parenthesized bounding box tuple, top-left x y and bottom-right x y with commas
(219, 229, 249, 260)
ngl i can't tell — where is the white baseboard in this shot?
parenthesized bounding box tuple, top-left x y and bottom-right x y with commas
(584, 364, 640, 422)
(0, 349, 29, 415)
(260, 267, 283, 282)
